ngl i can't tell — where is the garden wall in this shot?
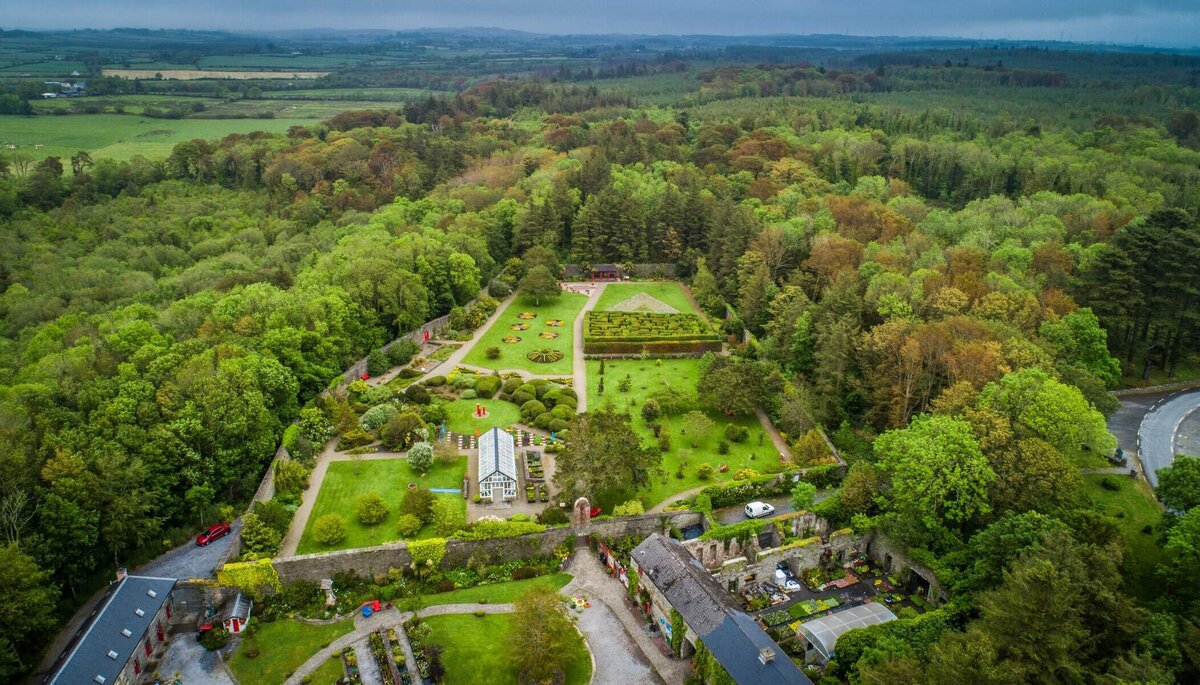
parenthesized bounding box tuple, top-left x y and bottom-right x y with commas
(272, 511, 702, 584)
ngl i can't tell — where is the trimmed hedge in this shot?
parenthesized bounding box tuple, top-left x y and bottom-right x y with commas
(583, 340, 723, 355)
(699, 465, 844, 509)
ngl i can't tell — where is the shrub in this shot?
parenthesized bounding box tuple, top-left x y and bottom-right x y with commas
(200, 626, 231, 651)
(534, 412, 555, 429)
(696, 463, 715, 481)
(361, 385, 396, 406)
(396, 514, 423, 538)
(502, 377, 523, 394)
(338, 428, 374, 450)
(357, 492, 390, 525)
(724, 423, 749, 443)
(461, 389, 478, 400)
(1101, 475, 1122, 491)
(618, 375, 632, 392)
(641, 399, 661, 423)
(361, 403, 399, 432)
(718, 441, 730, 455)
(405, 384, 431, 405)
(388, 339, 420, 367)
(313, 514, 347, 546)
(693, 493, 712, 512)
(732, 468, 760, 481)
(612, 499, 645, 516)
(486, 346, 501, 360)
(432, 497, 465, 536)
(397, 367, 421, 379)
(539, 505, 569, 525)
(243, 641, 261, 659)
(437, 579, 456, 592)
(367, 348, 390, 376)
(549, 418, 570, 433)
(401, 487, 436, 523)
(475, 375, 502, 398)
(408, 442, 434, 474)
(520, 399, 547, 422)
(489, 278, 513, 297)
(427, 375, 447, 387)
(512, 566, 539, 580)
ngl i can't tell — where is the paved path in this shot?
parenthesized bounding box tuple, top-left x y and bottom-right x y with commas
(756, 407, 792, 462)
(1138, 388, 1200, 486)
(564, 541, 689, 684)
(279, 439, 345, 556)
(416, 293, 517, 384)
(648, 484, 708, 513)
(283, 603, 515, 685)
(1079, 467, 1133, 475)
(570, 282, 607, 413)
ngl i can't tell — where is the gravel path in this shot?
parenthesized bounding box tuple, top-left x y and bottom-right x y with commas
(569, 282, 607, 413)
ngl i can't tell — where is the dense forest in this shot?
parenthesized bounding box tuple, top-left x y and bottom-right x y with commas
(2, 32, 1200, 683)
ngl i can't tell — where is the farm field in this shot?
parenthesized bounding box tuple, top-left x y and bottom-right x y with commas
(1082, 474, 1165, 602)
(297, 458, 467, 554)
(29, 94, 408, 119)
(101, 68, 330, 79)
(228, 618, 353, 685)
(0, 114, 307, 162)
(461, 292, 586, 375)
(442, 398, 523, 435)
(585, 357, 780, 510)
(422, 613, 592, 685)
(594, 281, 698, 314)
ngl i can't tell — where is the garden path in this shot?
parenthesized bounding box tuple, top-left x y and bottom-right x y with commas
(282, 603, 516, 685)
(349, 634, 384, 685)
(757, 407, 793, 462)
(416, 292, 517, 384)
(569, 282, 608, 413)
(563, 541, 689, 684)
(647, 484, 708, 514)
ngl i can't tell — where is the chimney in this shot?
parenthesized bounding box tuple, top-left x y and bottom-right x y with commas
(758, 647, 776, 664)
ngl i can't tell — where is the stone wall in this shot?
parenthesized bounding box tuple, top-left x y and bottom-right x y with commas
(865, 533, 946, 605)
(273, 511, 702, 584)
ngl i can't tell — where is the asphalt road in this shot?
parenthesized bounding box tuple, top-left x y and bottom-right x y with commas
(1137, 389, 1200, 486)
(139, 519, 241, 580)
(713, 490, 832, 525)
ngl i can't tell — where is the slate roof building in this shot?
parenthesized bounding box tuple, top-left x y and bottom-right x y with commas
(477, 427, 517, 500)
(632, 533, 812, 685)
(46, 575, 177, 685)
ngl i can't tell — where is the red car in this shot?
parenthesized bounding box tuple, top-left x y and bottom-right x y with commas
(196, 523, 232, 546)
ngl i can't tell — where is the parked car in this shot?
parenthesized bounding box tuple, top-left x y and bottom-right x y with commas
(196, 523, 232, 546)
(744, 501, 776, 519)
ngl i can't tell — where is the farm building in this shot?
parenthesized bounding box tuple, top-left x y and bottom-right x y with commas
(46, 574, 178, 685)
(477, 427, 517, 500)
(632, 533, 811, 685)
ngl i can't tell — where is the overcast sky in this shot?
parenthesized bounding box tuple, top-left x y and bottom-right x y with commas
(5, 0, 1200, 48)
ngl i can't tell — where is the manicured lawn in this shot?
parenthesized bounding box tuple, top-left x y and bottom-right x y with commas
(423, 613, 591, 685)
(461, 292, 586, 375)
(297, 458, 466, 554)
(1082, 474, 1166, 602)
(586, 358, 780, 510)
(228, 619, 352, 685)
(443, 398, 523, 434)
(595, 281, 699, 314)
(307, 656, 348, 685)
(415, 573, 573, 608)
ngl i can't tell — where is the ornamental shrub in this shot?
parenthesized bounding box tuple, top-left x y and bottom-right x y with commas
(388, 339, 420, 367)
(313, 514, 347, 546)
(401, 486, 436, 523)
(485, 346, 501, 360)
(338, 428, 374, 450)
(361, 403, 399, 432)
(361, 385, 396, 406)
(520, 399, 547, 422)
(475, 375, 502, 398)
(408, 442, 434, 474)
(641, 399, 661, 423)
(502, 377, 523, 394)
(696, 463, 715, 481)
(723, 423, 749, 443)
(427, 375, 447, 387)
(612, 499, 645, 516)
(367, 348, 389, 376)
(396, 514, 423, 538)
(357, 492, 390, 525)
(461, 389, 477, 400)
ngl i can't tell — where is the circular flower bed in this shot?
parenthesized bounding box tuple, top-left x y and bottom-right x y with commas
(502, 336, 522, 344)
(517, 312, 537, 319)
(509, 323, 529, 331)
(545, 319, 565, 327)
(527, 349, 564, 364)
(539, 331, 559, 339)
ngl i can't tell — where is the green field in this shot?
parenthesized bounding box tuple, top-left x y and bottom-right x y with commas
(1082, 474, 1166, 602)
(306, 657, 347, 685)
(586, 358, 778, 510)
(228, 619, 353, 685)
(423, 613, 591, 685)
(442, 398, 523, 435)
(28, 94, 404, 120)
(461, 292, 586, 375)
(297, 458, 467, 554)
(595, 281, 698, 314)
(415, 573, 573, 608)
(0, 114, 307, 163)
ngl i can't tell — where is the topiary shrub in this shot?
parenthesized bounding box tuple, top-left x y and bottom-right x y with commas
(502, 377, 524, 394)
(534, 412, 555, 429)
(461, 389, 478, 400)
(313, 514, 346, 546)
(485, 346, 501, 359)
(475, 376, 502, 398)
(396, 513, 423, 538)
(520, 399, 547, 422)
(697, 463, 715, 480)
(426, 375, 447, 387)
(356, 492, 390, 525)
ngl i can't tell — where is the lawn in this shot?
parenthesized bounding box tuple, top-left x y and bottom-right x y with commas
(415, 573, 572, 608)
(594, 281, 699, 314)
(1082, 474, 1166, 602)
(461, 292, 586, 375)
(307, 656, 348, 685)
(443, 398, 523, 434)
(0, 114, 308, 164)
(586, 358, 780, 510)
(228, 618, 352, 685)
(423, 613, 591, 685)
(297, 458, 467, 554)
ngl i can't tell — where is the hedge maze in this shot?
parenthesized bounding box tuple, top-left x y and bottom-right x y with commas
(583, 311, 722, 355)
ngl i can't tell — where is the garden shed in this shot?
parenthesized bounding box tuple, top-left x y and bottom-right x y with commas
(797, 602, 896, 663)
(478, 427, 517, 500)
(219, 592, 253, 634)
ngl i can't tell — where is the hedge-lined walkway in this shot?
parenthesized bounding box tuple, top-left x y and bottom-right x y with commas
(570, 282, 607, 413)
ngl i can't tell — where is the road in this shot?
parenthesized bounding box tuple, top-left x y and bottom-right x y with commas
(140, 519, 241, 580)
(713, 490, 832, 525)
(1137, 388, 1200, 486)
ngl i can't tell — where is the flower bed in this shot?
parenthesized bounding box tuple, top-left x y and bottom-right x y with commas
(509, 323, 530, 331)
(527, 348, 564, 363)
(525, 452, 544, 481)
(761, 609, 792, 626)
(341, 646, 363, 684)
(502, 336, 522, 344)
(517, 312, 537, 319)
(369, 630, 397, 685)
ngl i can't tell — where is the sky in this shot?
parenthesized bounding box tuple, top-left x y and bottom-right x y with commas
(5, 0, 1200, 48)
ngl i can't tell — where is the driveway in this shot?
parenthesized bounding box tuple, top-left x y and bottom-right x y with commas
(1137, 388, 1200, 486)
(140, 519, 242, 580)
(156, 632, 235, 685)
(713, 490, 831, 525)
